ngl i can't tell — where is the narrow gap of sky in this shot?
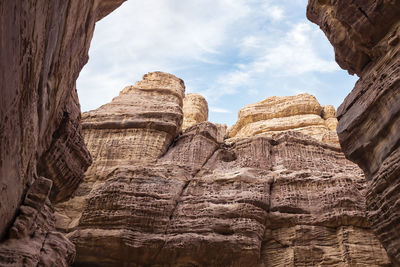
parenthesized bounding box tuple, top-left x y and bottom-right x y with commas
(77, 0, 358, 126)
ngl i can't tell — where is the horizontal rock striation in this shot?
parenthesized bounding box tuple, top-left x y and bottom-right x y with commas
(56, 80, 390, 266)
(37, 89, 92, 203)
(0, 0, 124, 264)
(182, 93, 209, 131)
(82, 71, 185, 181)
(307, 0, 400, 264)
(227, 93, 339, 145)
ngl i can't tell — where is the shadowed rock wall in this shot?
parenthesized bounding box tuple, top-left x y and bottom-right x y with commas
(0, 0, 124, 265)
(307, 0, 400, 264)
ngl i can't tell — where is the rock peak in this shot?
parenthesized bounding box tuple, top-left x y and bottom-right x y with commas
(182, 93, 209, 131)
(228, 93, 339, 145)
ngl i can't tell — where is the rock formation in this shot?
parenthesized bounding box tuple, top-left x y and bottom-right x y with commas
(182, 93, 209, 131)
(307, 0, 400, 264)
(0, 0, 125, 265)
(227, 93, 339, 145)
(55, 76, 390, 266)
(82, 71, 185, 180)
(1, 0, 398, 264)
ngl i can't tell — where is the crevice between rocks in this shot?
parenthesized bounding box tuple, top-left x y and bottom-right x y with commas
(153, 143, 220, 262)
(258, 173, 275, 263)
(36, 231, 49, 267)
(357, 6, 375, 25)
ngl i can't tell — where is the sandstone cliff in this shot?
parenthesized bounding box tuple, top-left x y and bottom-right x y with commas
(0, 0, 125, 265)
(307, 0, 400, 264)
(227, 94, 339, 146)
(182, 93, 209, 131)
(55, 74, 390, 266)
(1, 0, 398, 264)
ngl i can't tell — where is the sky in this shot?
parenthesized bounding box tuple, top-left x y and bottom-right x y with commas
(77, 0, 358, 126)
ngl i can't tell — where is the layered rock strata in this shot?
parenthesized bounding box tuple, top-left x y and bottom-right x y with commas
(56, 83, 390, 266)
(82, 71, 185, 181)
(227, 93, 339, 145)
(0, 0, 124, 265)
(307, 0, 400, 264)
(182, 93, 209, 131)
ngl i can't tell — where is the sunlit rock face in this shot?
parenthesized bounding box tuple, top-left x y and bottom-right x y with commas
(227, 93, 339, 146)
(0, 0, 124, 265)
(81, 71, 185, 181)
(182, 93, 209, 131)
(55, 74, 389, 266)
(307, 0, 400, 264)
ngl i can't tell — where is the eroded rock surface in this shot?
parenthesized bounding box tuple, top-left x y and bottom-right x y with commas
(0, 177, 75, 266)
(56, 79, 390, 266)
(227, 94, 339, 145)
(0, 0, 124, 265)
(82, 71, 185, 181)
(307, 0, 400, 264)
(182, 93, 209, 131)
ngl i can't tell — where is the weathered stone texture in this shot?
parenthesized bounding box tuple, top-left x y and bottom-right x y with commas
(307, 0, 400, 76)
(0, 177, 75, 266)
(55, 79, 389, 266)
(0, 0, 124, 264)
(307, 0, 400, 264)
(82, 72, 185, 181)
(37, 89, 92, 203)
(227, 94, 339, 146)
(182, 93, 209, 131)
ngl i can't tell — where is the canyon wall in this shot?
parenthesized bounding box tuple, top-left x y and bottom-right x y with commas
(55, 73, 390, 266)
(1, 0, 398, 265)
(307, 0, 400, 264)
(0, 0, 124, 265)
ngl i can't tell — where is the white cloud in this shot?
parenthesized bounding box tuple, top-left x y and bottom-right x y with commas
(262, 4, 285, 21)
(199, 21, 338, 102)
(210, 107, 232, 113)
(78, 0, 255, 111)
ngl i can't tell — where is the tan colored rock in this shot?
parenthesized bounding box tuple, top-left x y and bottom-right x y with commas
(182, 93, 209, 130)
(322, 105, 338, 131)
(308, 0, 400, 264)
(82, 71, 185, 182)
(214, 123, 228, 143)
(227, 93, 339, 145)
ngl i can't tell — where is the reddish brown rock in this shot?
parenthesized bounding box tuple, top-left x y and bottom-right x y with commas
(37, 89, 92, 203)
(0, 0, 124, 264)
(55, 79, 390, 266)
(0, 177, 75, 266)
(307, 0, 400, 264)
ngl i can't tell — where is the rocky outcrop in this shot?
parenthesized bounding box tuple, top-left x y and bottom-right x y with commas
(182, 93, 209, 131)
(227, 94, 339, 145)
(0, 177, 75, 266)
(55, 77, 390, 266)
(307, 0, 400, 264)
(0, 0, 124, 265)
(82, 71, 185, 181)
